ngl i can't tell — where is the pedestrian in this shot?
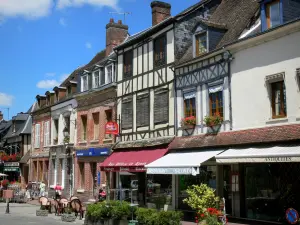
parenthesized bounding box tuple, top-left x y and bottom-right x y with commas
(26, 181, 32, 201)
(54, 183, 63, 200)
(39, 180, 46, 197)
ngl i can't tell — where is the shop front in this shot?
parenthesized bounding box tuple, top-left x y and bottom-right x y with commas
(216, 144, 300, 224)
(74, 147, 110, 200)
(100, 147, 169, 207)
(3, 162, 20, 182)
(145, 150, 224, 220)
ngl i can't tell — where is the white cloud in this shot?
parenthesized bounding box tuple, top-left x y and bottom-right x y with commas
(0, 0, 53, 19)
(59, 17, 67, 26)
(57, 0, 119, 10)
(45, 72, 56, 77)
(0, 93, 14, 107)
(36, 80, 60, 89)
(85, 42, 92, 49)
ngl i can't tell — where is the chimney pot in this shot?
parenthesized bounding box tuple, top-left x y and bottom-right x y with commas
(109, 18, 114, 23)
(118, 20, 122, 25)
(151, 1, 171, 26)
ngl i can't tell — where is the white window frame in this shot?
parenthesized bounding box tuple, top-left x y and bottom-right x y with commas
(105, 64, 114, 84)
(81, 75, 88, 92)
(35, 124, 40, 148)
(44, 121, 50, 146)
(193, 29, 209, 58)
(93, 70, 100, 88)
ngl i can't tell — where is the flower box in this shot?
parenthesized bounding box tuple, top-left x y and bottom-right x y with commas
(181, 116, 196, 129)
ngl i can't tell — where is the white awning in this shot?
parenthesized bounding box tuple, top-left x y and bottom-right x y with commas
(216, 146, 300, 164)
(146, 150, 223, 175)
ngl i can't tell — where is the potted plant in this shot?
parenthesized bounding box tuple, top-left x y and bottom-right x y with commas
(203, 113, 223, 133)
(61, 206, 76, 222)
(181, 116, 196, 129)
(36, 205, 49, 217)
(183, 184, 220, 225)
(111, 201, 130, 225)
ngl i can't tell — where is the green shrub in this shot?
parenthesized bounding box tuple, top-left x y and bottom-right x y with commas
(86, 201, 112, 221)
(135, 208, 183, 225)
(110, 200, 131, 220)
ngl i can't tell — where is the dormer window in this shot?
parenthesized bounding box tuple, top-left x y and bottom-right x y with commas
(106, 65, 112, 83)
(266, 0, 281, 29)
(82, 75, 88, 92)
(93, 71, 100, 88)
(195, 32, 207, 57)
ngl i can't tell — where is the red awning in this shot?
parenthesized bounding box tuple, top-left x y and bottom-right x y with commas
(100, 148, 168, 172)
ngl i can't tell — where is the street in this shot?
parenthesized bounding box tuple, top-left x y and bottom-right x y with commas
(0, 203, 84, 225)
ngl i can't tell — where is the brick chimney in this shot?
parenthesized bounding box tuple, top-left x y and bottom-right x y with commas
(0, 111, 3, 121)
(151, 1, 171, 26)
(106, 18, 129, 56)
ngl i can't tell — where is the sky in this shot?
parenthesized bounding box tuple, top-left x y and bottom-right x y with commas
(0, 0, 199, 120)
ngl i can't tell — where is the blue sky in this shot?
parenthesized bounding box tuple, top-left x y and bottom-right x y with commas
(0, 0, 199, 120)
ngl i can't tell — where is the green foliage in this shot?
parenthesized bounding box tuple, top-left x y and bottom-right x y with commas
(135, 208, 183, 225)
(86, 201, 112, 221)
(183, 184, 219, 215)
(110, 200, 131, 220)
(205, 215, 222, 225)
(152, 195, 166, 210)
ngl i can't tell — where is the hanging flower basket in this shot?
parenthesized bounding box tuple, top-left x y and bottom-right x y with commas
(203, 113, 223, 134)
(181, 116, 196, 129)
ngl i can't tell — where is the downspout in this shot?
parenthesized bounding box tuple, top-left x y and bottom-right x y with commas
(227, 53, 233, 131)
(171, 21, 178, 136)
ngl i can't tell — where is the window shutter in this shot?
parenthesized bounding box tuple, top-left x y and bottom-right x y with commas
(121, 99, 133, 129)
(154, 90, 169, 124)
(136, 94, 150, 127)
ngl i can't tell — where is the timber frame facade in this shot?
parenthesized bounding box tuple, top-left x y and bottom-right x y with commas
(115, 20, 175, 142)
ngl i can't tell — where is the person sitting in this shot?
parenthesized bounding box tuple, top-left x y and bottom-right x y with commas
(54, 183, 63, 200)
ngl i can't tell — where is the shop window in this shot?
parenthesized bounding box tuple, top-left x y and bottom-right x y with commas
(79, 163, 85, 188)
(93, 112, 99, 140)
(209, 91, 223, 118)
(154, 90, 169, 124)
(123, 50, 133, 79)
(271, 80, 286, 119)
(183, 92, 196, 118)
(121, 99, 133, 129)
(136, 94, 150, 127)
(154, 35, 166, 67)
(81, 115, 87, 141)
(195, 32, 207, 56)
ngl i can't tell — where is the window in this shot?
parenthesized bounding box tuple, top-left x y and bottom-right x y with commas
(35, 124, 40, 148)
(79, 163, 85, 188)
(266, 0, 281, 29)
(93, 71, 100, 88)
(60, 159, 65, 188)
(52, 159, 57, 186)
(107, 65, 112, 84)
(67, 86, 72, 96)
(53, 119, 59, 144)
(44, 121, 50, 146)
(136, 94, 150, 127)
(195, 33, 207, 56)
(82, 75, 88, 91)
(154, 35, 166, 67)
(93, 112, 99, 140)
(271, 81, 286, 118)
(154, 90, 169, 124)
(209, 91, 223, 118)
(100, 68, 105, 86)
(184, 92, 196, 118)
(81, 115, 87, 141)
(123, 50, 133, 79)
(122, 99, 133, 129)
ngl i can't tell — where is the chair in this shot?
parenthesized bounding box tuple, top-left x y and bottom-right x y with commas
(51, 199, 59, 215)
(56, 198, 68, 215)
(70, 199, 85, 220)
(70, 196, 79, 201)
(39, 196, 51, 213)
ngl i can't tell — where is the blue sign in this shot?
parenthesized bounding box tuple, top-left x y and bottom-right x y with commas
(97, 171, 101, 185)
(76, 148, 110, 157)
(286, 208, 299, 224)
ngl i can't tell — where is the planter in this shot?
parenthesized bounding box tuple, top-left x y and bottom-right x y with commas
(207, 124, 221, 134)
(198, 220, 207, 225)
(61, 213, 77, 222)
(84, 218, 109, 225)
(111, 218, 128, 225)
(182, 124, 195, 130)
(36, 209, 48, 216)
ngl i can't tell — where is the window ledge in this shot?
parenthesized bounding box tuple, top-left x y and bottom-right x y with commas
(266, 117, 288, 124)
(103, 138, 113, 144)
(77, 189, 85, 193)
(90, 140, 99, 144)
(78, 141, 87, 145)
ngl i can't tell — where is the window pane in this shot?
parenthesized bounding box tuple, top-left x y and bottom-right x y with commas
(94, 71, 99, 88)
(271, 81, 286, 118)
(210, 91, 223, 117)
(184, 98, 196, 117)
(196, 33, 207, 56)
(270, 2, 280, 27)
(107, 66, 112, 83)
(154, 35, 166, 67)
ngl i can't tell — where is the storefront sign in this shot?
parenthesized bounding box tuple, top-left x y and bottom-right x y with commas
(265, 157, 293, 162)
(102, 167, 146, 172)
(4, 162, 19, 167)
(146, 167, 199, 175)
(4, 167, 19, 172)
(105, 122, 119, 135)
(217, 157, 300, 163)
(286, 208, 299, 224)
(76, 148, 109, 157)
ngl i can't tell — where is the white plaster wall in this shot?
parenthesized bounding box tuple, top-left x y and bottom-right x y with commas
(231, 30, 300, 130)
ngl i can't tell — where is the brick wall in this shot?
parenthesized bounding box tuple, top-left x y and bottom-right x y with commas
(151, 1, 171, 26)
(106, 19, 128, 56)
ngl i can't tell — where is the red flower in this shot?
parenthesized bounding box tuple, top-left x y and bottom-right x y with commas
(200, 213, 205, 218)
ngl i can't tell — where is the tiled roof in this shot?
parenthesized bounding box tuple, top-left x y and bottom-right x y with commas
(169, 124, 300, 150)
